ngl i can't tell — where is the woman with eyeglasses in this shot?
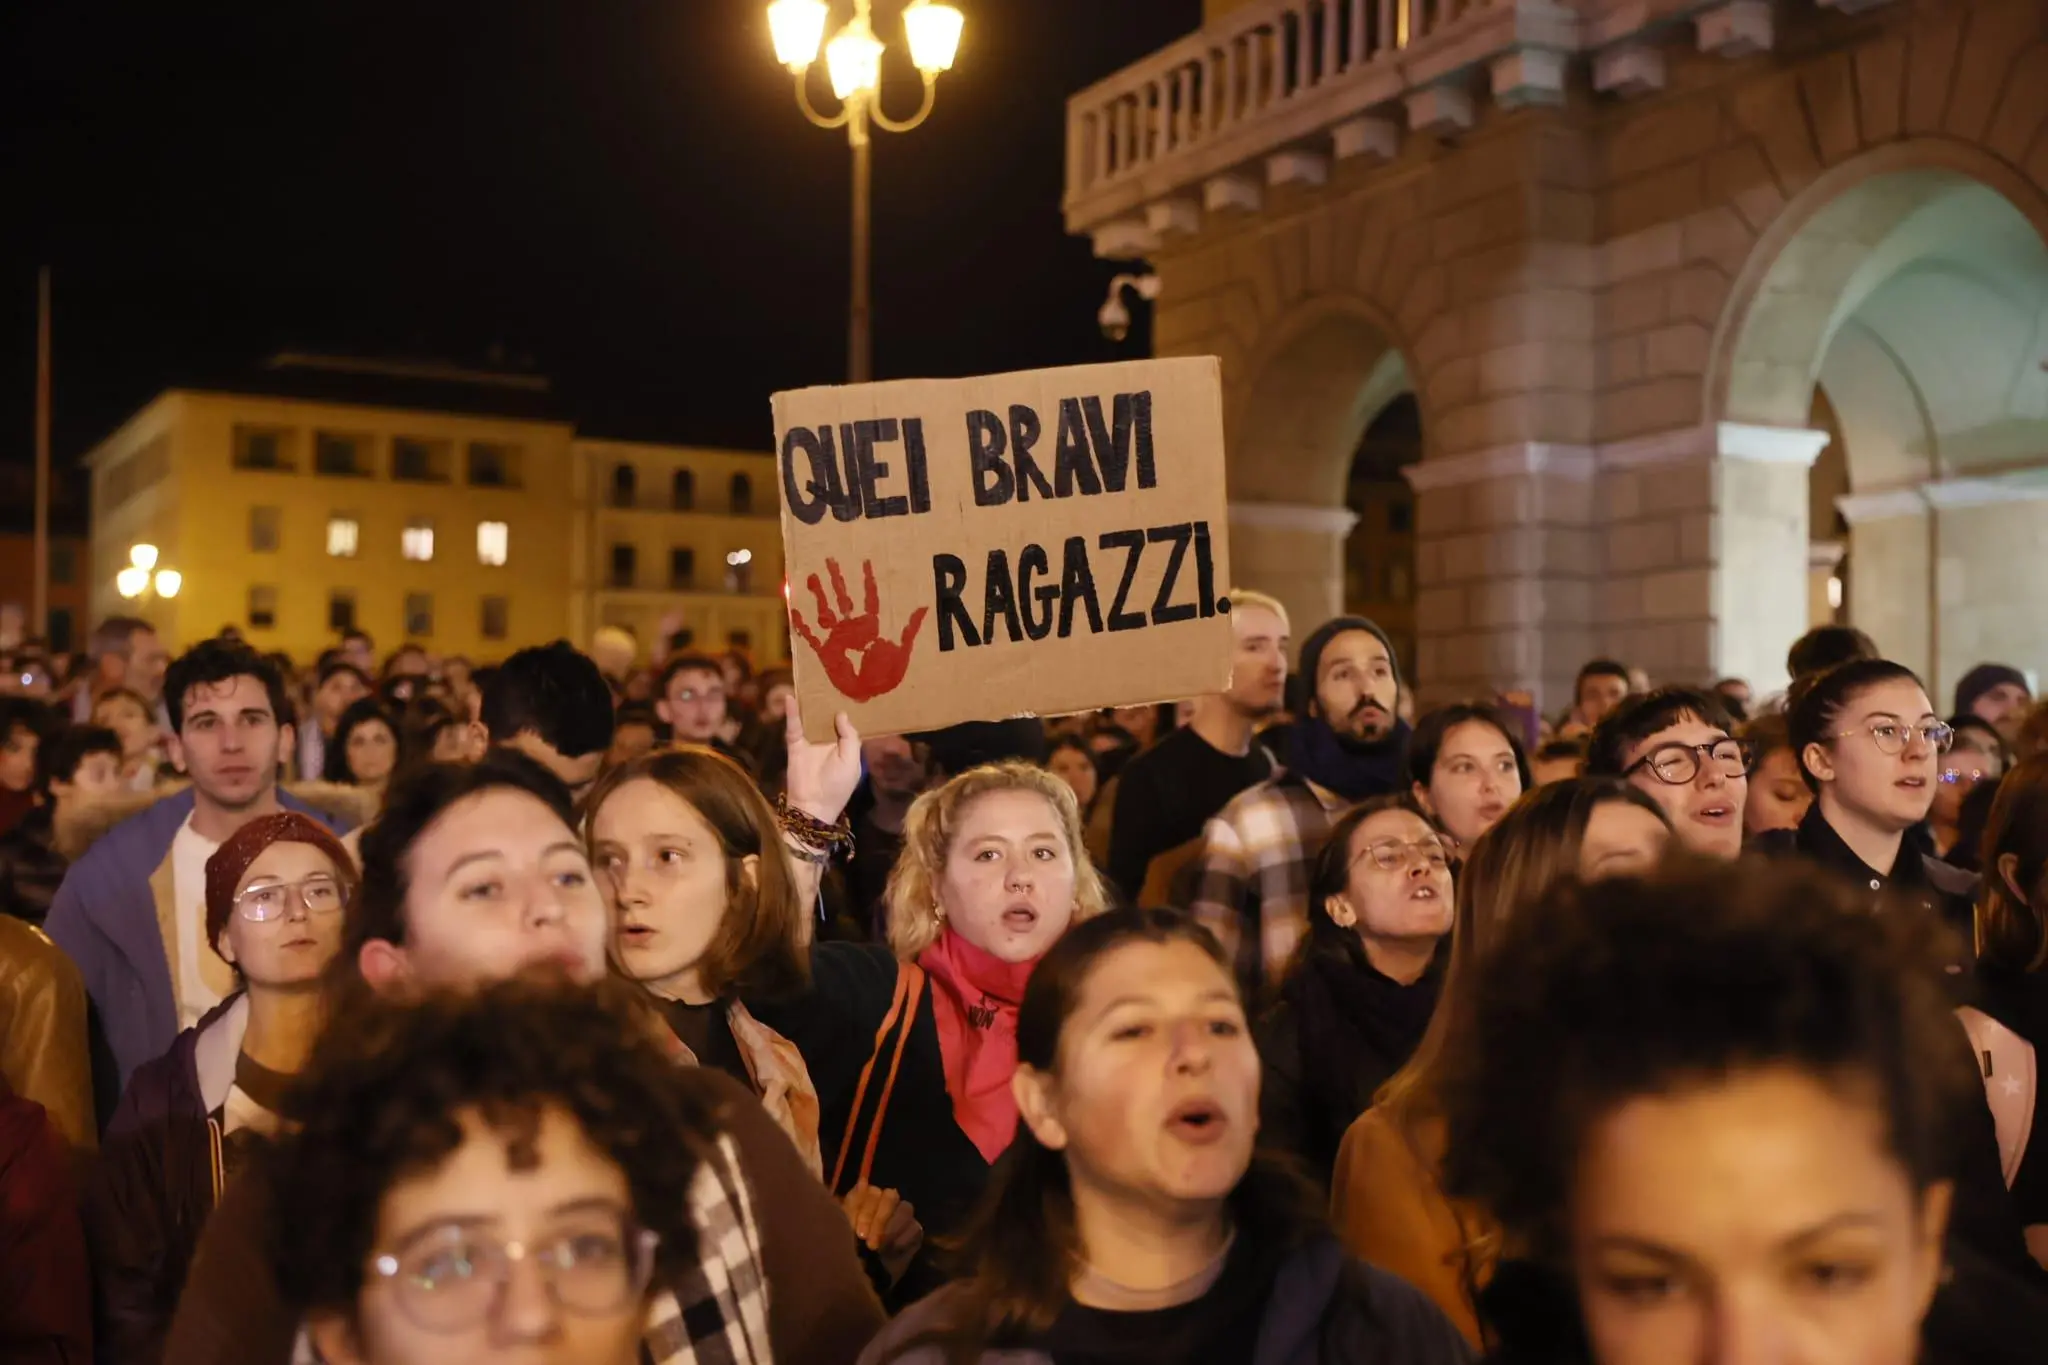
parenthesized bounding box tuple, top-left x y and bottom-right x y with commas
(270, 977, 720, 1365)
(1254, 796, 1453, 1186)
(1754, 658, 1977, 954)
(88, 811, 354, 1365)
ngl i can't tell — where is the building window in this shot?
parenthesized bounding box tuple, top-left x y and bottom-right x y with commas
(609, 544, 637, 588)
(467, 442, 520, 488)
(404, 593, 434, 637)
(724, 547, 753, 594)
(477, 521, 508, 566)
(672, 469, 695, 511)
(481, 595, 509, 641)
(727, 629, 752, 650)
(327, 516, 360, 558)
(314, 432, 370, 477)
(402, 518, 435, 562)
(392, 437, 450, 483)
(248, 585, 278, 630)
(328, 590, 357, 633)
(48, 608, 72, 653)
(670, 547, 695, 589)
(51, 545, 75, 585)
(1388, 500, 1413, 534)
(232, 425, 293, 471)
(730, 472, 753, 516)
(610, 464, 637, 509)
(249, 506, 282, 553)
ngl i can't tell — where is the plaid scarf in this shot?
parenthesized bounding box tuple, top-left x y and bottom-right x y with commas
(294, 1132, 773, 1365)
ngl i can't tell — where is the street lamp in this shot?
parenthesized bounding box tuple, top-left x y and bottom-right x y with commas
(117, 543, 181, 601)
(766, 0, 963, 382)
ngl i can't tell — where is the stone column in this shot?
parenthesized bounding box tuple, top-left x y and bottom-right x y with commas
(1405, 443, 1601, 711)
(1225, 502, 1358, 657)
(1835, 488, 1931, 685)
(1926, 481, 2048, 704)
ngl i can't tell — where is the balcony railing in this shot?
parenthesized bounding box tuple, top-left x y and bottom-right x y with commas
(1064, 0, 1768, 248)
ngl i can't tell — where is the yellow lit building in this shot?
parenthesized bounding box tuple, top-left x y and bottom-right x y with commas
(86, 363, 789, 665)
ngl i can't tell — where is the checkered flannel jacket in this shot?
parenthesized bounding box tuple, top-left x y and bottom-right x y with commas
(294, 1131, 773, 1365)
(1186, 773, 1347, 1004)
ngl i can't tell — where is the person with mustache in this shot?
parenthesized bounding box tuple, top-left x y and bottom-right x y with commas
(1188, 617, 1412, 1007)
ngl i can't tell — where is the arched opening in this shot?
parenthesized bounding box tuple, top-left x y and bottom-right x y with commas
(610, 463, 638, 509)
(1226, 303, 1414, 659)
(1343, 394, 1422, 675)
(1717, 156, 2048, 702)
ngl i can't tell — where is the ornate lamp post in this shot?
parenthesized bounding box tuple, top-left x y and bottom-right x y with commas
(766, 0, 964, 382)
(115, 543, 182, 604)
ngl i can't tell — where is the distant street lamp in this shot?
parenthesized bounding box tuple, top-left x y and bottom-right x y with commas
(766, 0, 964, 382)
(116, 543, 182, 601)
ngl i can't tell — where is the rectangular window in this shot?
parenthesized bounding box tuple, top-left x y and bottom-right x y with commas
(232, 425, 293, 471)
(327, 516, 360, 558)
(48, 608, 72, 653)
(392, 437, 451, 483)
(723, 547, 754, 594)
(404, 592, 434, 638)
(669, 547, 695, 589)
(51, 544, 75, 585)
(481, 595, 509, 641)
(249, 506, 282, 553)
(466, 442, 521, 488)
(248, 585, 278, 630)
(402, 518, 435, 562)
(314, 432, 370, 477)
(476, 521, 509, 567)
(727, 629, 752, 650)
(328, 590, 357, 633)
(609, 544, 637, 588)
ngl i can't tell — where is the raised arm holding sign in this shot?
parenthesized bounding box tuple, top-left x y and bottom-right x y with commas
(772, 357, 1235, 741)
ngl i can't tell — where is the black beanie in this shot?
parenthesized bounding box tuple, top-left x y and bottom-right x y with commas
(1293, 616, 1402, 717)
(1954, 663, 2030, 719)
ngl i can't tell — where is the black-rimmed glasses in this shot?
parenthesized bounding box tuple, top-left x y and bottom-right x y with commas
(1626, 738, 1751, 786)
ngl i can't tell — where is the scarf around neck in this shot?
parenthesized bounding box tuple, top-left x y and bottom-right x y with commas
(919, 925, 1039, 1164)
(1284, 715, 1412, 801)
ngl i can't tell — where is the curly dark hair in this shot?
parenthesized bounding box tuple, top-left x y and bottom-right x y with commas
(1584, 686, 1734, 778)
(1435, 857, 1974, 1260)
(268, 974, 716, 1315)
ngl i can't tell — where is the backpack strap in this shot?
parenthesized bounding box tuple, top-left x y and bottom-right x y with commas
(828, 962, 925, 1195)
(1956, 1005, 2036, 1189)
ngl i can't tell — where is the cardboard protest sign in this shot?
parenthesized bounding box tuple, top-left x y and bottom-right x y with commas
(772, 357, 1235, 741)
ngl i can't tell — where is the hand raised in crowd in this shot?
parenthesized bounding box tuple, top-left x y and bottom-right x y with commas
(783, 705, 863, 826)
(841, 1182, 923, 1286)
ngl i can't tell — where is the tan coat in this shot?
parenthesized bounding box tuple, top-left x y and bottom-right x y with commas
(0, 915, 96, 1153)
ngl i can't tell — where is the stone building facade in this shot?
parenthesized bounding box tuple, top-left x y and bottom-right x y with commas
(1066, 0, 2048, 708)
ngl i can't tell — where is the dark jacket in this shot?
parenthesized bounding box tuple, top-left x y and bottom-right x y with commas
(0, 1078, 92, 1365)
(86, 996, 247, 1365)
(1256, 938, 1444, 1186)
(1751, 806, 1978, 967)
(0, 807, 65, 929)
(858, 1233, 1473, 1365)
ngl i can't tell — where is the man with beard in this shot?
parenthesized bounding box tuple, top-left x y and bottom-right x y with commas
(1188, 616, 1410, 1005)
(1107, 589, 1289, 904)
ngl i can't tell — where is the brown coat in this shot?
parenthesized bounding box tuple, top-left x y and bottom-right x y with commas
(0, 916, 94, 1154)
(1329, 1108, 1492, 1349)
(163, 1066, 883, 1365)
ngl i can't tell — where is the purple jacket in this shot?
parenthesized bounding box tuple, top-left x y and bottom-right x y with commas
(43, 790, 342, 1105)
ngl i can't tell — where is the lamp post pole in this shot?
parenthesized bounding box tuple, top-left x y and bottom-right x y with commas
(767, 0, 963, 385)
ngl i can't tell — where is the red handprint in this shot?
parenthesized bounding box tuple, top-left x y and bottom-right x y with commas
(791, 557, 929, 702)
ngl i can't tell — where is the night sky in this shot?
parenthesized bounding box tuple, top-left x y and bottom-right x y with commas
(1, 0, 1201, 468)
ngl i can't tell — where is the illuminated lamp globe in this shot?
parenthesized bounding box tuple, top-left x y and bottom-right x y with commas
(154, 569, 182, 599)
(767, 0, 828, 70)
(129, 543, 159, 572)
(903, 0, 963, 74)
(116, 566, 150, 599)
(825, 14, 884, 99)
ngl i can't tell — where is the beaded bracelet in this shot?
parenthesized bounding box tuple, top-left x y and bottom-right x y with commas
(777, 797, 854, 861)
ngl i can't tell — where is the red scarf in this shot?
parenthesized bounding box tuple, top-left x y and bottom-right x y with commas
(919, 927, 1039, 1164)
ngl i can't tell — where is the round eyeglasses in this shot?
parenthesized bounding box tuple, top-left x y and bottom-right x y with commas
(369, 1216, 660, 1334)
(1626, 738, 1751, 787)
(232, 874, 350, 922)
(1834, 719, 1955, 756)
(1351, 835, 1456, 872)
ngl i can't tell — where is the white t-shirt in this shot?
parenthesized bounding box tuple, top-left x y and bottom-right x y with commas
(170, 817, 225, 1029)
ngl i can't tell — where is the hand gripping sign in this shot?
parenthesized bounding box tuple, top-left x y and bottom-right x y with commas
(773, 357, 1236, 742)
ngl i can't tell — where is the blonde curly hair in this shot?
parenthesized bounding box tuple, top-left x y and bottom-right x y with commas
(884, 760, 1110, 961)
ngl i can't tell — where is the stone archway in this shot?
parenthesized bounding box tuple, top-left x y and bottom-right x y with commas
(1713, 143, 2048, 701)
(1219, 297, 1416, 647)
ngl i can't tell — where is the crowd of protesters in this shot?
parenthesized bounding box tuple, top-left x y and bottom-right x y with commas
(1, 599, 2046, 1365)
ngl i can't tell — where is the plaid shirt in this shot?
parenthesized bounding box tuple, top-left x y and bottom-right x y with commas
(294, 1131, 773, 1365)
(1186, 774, 1347, 1005)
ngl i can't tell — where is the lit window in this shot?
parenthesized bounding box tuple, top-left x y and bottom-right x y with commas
(327, 516, 360, 558)
(402, 518, 435, 562)
(476, 521, 508, 566)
